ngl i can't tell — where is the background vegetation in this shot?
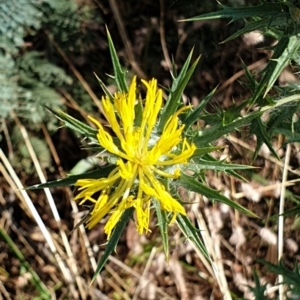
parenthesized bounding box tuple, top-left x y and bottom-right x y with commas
(1, 0, 300, 299)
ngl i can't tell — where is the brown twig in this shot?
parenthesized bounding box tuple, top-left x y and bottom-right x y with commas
(159, 0, 172, 70)
(108, 0, 146, 79)
(45, 31, 104, 115)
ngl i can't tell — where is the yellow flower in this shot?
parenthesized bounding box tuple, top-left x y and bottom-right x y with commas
(75, 76, 196, 238)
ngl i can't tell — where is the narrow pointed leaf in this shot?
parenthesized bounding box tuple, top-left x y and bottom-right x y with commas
(45, 106, 97, 139)
(154, 200, 169, 259)
(179, 173, 257, 217)
(263, 35, 300, 97)
(176, 214, 210, 261)
(259, 260, 300, 287)
(106, 27, 128, 93)
(94, 73, 114, 101)
(194, 109, 263, 147)
(249, 270, 268, 298)
(192, 147, 224, 157)
(241, 59, 257, 92)
(27, 166, 115, 189)
(222, 16, 286, 43)
(69, 207, 93, 234)
(251, 118, 279, 160)
(185, 162, 248, 182)
(182, 3, 282, 22)
(183, 86, 217, 130)
(91, 207, 134, 284)
(252, 36, 300, 105)
(186, 160, 254, 171)
(158, 51, 200, 131)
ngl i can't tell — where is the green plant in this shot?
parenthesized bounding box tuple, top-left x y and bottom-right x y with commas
(28, 27, 300, 284)
(184, 1, 300, 298)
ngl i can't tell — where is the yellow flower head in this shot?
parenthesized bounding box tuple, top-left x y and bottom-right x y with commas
(75, 77, 196, 238)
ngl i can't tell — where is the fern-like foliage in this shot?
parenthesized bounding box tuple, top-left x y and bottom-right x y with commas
(0, 0, 42, 53)
(0, 52, 21, 117)
(0, 0, 83, 123)
(18, 51, 72, 87)
(0, 0, 96, 172)
(0, 50, 71, 122)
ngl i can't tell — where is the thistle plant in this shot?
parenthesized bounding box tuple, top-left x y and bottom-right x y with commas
(31, 28, 300, 282)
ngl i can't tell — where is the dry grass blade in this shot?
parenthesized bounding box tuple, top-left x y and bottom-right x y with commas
(227, 134, 300, 176)
(132, 247, 157, 300)
(278, 143, 291, 300)
(191, 200, 232, 299)
(108, 256, 176, 300)
(40, 123, 104, 290)
(0, 149, 72, 283)
(12, 114, 87, 298)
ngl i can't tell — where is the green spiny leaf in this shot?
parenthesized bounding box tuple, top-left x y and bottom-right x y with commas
(249, 270, 268, 300)
(94, 73, 114, 101)
(158, 50, 200, 131)
(176, 214, 210, 261)
(179, 173, 257, 217)
(154, 200, 169, 260)
(183, 86, 217, 130)
(186, 159, 253, 172)
(181, 3, 282, 22)
(27, 166, 115, 189)
(250, 118, 279, 161)
(106, 27, 128, 93)
(91, 207, 134, 284)
(190, 153, 251, 181)
(194, 109, 263, 147)
(251, 35, 300, 105)
(259, 260, 300, 287)
(221, 16, 287, 43)
(241, 59, 257, 93)
(45, 106, 98, 140)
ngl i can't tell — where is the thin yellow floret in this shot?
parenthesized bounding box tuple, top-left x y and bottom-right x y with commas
(75, 76, 196, 238)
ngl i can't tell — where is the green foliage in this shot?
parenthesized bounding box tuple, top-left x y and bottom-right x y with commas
(259, 260, 300, 298)
(0, 0, 103, 176)
(0, 50, 70, 122)
(0, 0, 42, 54)
(0, 0, 73, 124)
(158, 50, 200, 132)
(18, 51, 72, 87)
(185, 1, 300, 296)
(249, 270, 268, 300)
(0, 52, 22, 117)
(0, 0, 99, 124)
(184, 0, 300, 136)
(91, 207, 135, 284)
